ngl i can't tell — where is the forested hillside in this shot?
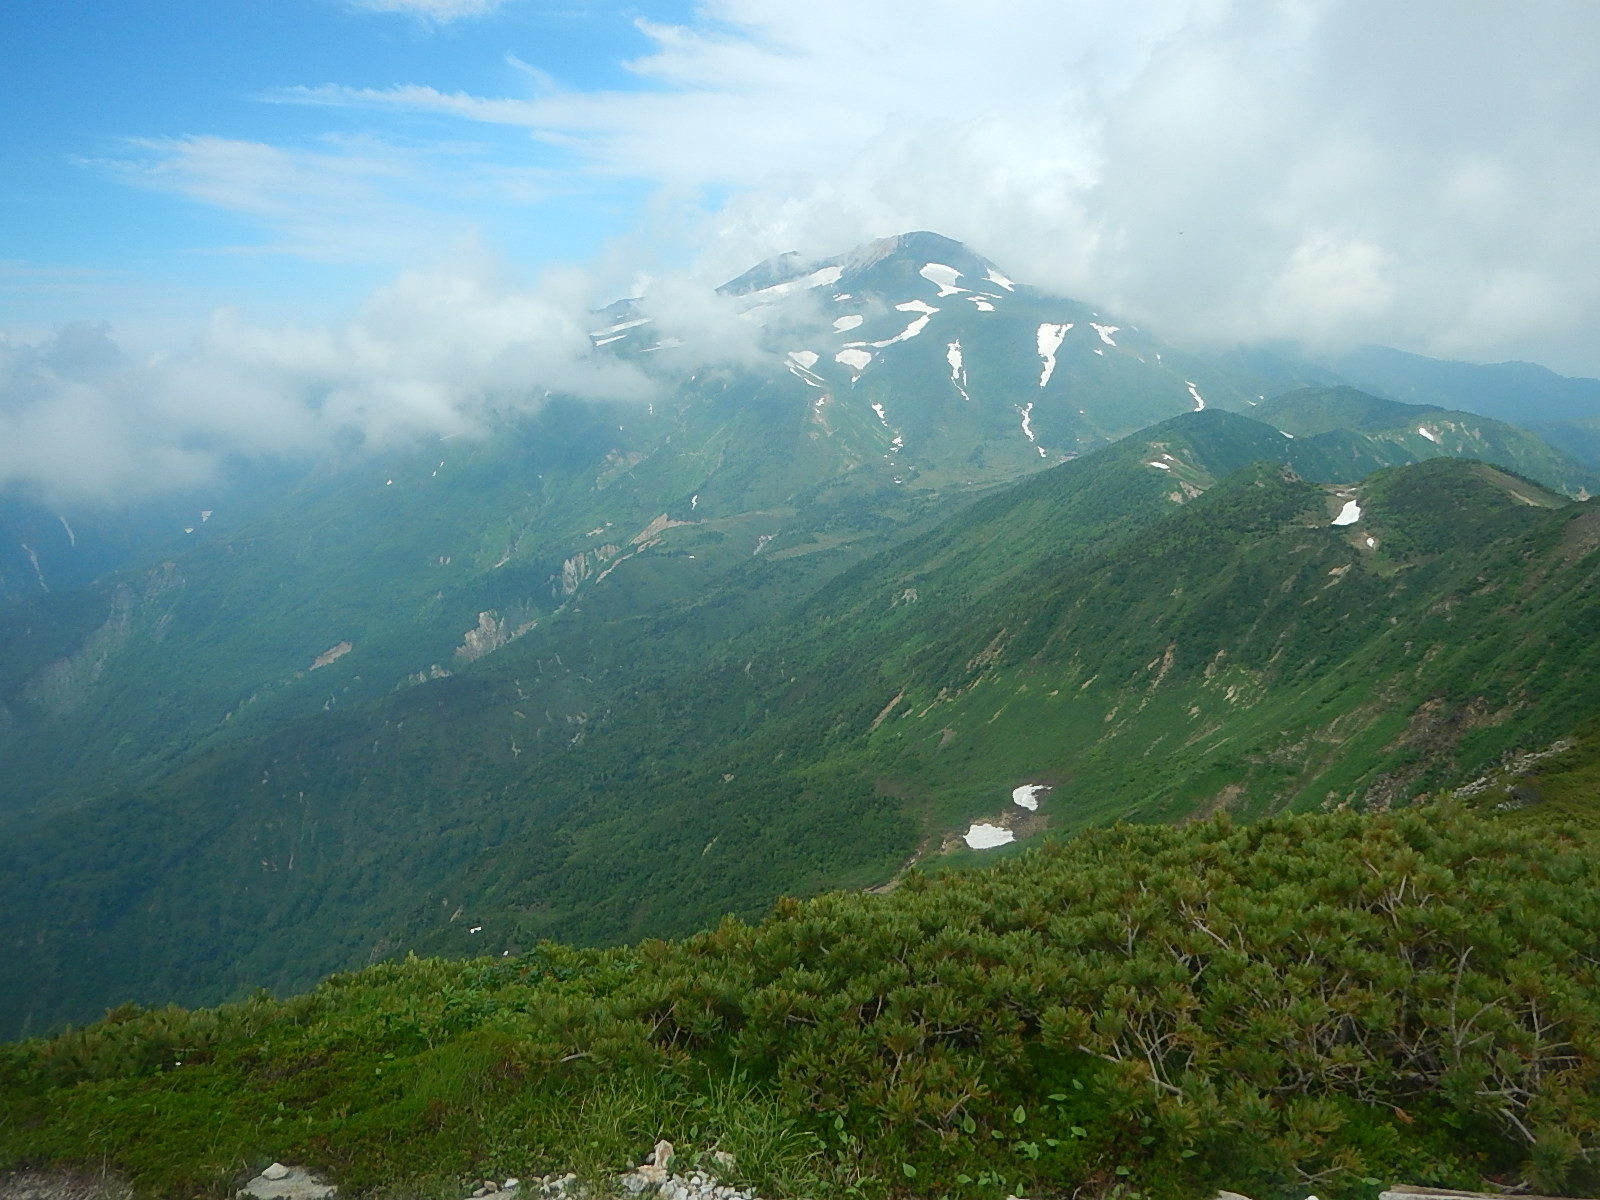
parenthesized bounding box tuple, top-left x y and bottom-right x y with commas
(6, 404, 1600, 1038)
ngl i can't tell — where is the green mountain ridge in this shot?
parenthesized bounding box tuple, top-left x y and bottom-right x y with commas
(4, 407, 1597, 1038)
(5, 232, 1600, 1046)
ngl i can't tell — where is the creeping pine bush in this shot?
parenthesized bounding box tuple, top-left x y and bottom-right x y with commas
(4, 804, 1600, 1199)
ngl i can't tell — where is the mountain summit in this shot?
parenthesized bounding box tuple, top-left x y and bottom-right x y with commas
(718, 230, 1004, 298)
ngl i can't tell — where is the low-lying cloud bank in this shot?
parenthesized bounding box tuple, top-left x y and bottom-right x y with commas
(0, 257, 675, 504)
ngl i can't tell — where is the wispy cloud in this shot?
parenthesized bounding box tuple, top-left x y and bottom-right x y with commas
(347, 0, 517, 24)
(91, 134, 558, 262)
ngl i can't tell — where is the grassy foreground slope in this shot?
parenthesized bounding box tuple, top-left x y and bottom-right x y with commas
(4, 803, 1600, 1200)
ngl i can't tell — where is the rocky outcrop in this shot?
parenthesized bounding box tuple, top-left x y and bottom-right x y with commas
(454, 610, 538, 664)
(554, 546, 621, 597)
(309, 642, 352, 671)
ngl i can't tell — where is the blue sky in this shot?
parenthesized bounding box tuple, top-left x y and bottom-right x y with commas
(4, 1, 1600, 500)
(1, 0, 698, 333)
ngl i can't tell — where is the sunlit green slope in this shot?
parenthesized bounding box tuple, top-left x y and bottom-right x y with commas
(4, 403, 1597, 1038)
(4, 803, 1599, 1200)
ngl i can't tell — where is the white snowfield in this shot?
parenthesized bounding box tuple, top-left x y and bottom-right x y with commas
(749, 264, 844, 300)
(963, 823, 1015, 849)
(870, 401, 891, 427)
(985, 267, 1016, 291)
(1332, 500, 1363, 526)
(1019, 401, 1037, 443)
(787, 359, 827, 388)
(1012, 784, 1048, 811)
(919, 262, 966, 296)
(871, 310, 935, 347)
(1186, 381, 1206, 411)
(947, 340, 971, 401)
(1090, 322, 1119, 347)
(1418, 426, 1440, 443)
(833, 314, 864, 332)
(835, 348, 873, 376)
(896, 299, 938, 314)
(968, 297, 996, 312)
(1147, 460, 1172, 470)
(787, 350, 819, 369)
(1036, 322, 1072, 388)
(589, 316, 652, 338)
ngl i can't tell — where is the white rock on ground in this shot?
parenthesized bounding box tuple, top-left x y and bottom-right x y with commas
(498, 1153, 757, 1200)
(238, 1164, 335, 1200)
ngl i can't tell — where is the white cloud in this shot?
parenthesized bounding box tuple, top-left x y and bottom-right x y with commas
(0, 253, 658, 503)
(284, 0, 1600, 374)
(17, 0, 1600, 505)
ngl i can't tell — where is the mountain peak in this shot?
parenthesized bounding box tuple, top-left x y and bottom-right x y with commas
(718, 231, 1002, 298)
(840, 230, 981, 270)
(716, 250, 826, 297)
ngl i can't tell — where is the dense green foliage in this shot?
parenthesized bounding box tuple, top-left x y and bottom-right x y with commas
(5, 803, 1600, 1199)
(8, 416, 1600, 1038)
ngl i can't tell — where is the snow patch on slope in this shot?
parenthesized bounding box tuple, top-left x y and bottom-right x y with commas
(1090, 323, 1120, 346)
(947, 340, 971, 401)
(1186, 381, 1206, 411)
(589, 316, 651, 338)
(963, 823, 1015, 849)
(1036, 323, 1072, 388)
(1332, 500, 1362, 526)
(1012, 784, 1048, 811)
(920, 263, 966, 297)
(1418, 425, 1440, 444)
(985, 268, 1016, 291)
(749, 265, 844, 300)
(873, 307, 935, 346)
(836, 348, 873, 377)
(833, 314, 864, 332)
